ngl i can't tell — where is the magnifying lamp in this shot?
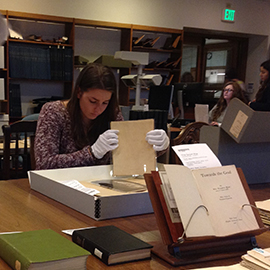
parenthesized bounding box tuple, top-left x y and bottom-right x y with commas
(114, 51, 162, 110)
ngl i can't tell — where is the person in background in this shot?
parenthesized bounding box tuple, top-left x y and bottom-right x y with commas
(225, 67, 249, 101)
(209, 81, 248, 126)
(35, 63, 169, 170)
(181, 71, 194, 83)
(249, 60, 270, 111)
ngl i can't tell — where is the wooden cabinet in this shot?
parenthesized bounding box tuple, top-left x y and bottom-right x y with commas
(0, 10, 183, 118)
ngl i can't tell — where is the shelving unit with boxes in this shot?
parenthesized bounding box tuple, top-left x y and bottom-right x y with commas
(0, 10, 183, 121)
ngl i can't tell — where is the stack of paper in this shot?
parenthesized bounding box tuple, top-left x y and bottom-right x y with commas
(256, 200, 270, 226)
(240, 248, 270, 270)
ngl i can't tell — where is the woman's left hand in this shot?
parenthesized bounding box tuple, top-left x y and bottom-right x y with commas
(146, 129, 170, 151)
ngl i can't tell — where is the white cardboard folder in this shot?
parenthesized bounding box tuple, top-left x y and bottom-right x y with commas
(28, 165, 153, 220)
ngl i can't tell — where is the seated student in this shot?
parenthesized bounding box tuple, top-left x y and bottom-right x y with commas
(225, 67, 249, 101)
(249, 60, 270, 111)
(209, 81, 248, 126)
(35, 63, 169, 170)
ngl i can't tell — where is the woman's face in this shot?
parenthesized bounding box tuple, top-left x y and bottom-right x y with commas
(223, 84, 234, 102)
(260, 66, 269, 82)
(77, 88, 112, 122)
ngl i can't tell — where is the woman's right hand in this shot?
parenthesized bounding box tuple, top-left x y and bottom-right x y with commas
(91, 129, 119, 159)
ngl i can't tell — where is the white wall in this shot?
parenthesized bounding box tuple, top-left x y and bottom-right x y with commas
(2, 0, 270, 36)
(1, 0, 270, 98)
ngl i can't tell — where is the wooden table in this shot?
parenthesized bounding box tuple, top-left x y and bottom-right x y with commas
(0, 179, 270, 270)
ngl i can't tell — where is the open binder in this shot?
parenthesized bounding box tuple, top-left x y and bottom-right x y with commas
(144, 167, 267, 266)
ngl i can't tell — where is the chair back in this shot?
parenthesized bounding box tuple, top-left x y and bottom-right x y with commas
(171, 121, 209, 164)
(1, 120, 37, 180)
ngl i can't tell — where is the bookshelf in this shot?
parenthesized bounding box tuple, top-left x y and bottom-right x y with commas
(123, 25, 183, 105)
(0, 10, 74, 120)
(0, 10, 183, 118)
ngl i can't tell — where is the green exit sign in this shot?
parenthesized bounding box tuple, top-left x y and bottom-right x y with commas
(222, 8, 235, 22)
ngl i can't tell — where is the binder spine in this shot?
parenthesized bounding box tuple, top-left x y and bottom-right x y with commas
(72, 231, 109, 265)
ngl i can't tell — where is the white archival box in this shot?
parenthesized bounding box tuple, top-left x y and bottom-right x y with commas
(28, 165, 154, 220)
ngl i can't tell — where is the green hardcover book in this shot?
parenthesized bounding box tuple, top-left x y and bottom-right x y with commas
(0, 229, 90, 270)
(72, 225, 153, 265)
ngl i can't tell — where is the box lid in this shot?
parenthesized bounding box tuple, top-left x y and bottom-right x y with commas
(221, 98, 270, 143)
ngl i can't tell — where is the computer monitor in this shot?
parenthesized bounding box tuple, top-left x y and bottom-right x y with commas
(148, 85, 174, 111)
(173, 82, 204, 107)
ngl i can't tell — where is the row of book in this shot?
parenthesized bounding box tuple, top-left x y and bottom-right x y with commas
(9, 43, 73, 81)
(0, 226, 152, 269)
(9, 83, 22, 117)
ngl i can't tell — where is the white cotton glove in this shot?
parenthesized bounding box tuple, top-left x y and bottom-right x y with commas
(146, 129, 170, 152)
(91, 130, 119, 159)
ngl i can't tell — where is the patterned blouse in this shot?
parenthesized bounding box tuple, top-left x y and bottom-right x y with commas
(34, 100, 123, 170)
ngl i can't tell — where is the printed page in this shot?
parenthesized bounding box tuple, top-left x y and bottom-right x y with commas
(159, 171, 181, 223)
(172, 143, 221, 170)
(164, 164, 215, 237)
(192, 165, 260, 236)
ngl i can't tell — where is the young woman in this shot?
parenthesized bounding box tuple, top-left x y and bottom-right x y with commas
(35, 63, 169, 170)
(249, 60, 270, 111)
(209, 81, 247, 126)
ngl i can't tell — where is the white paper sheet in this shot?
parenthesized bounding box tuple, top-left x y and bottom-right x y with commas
(61, 180, 100, 195)
(172, 143, 222, 170)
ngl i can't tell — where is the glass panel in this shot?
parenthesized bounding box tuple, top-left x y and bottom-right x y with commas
(205, 50, 227, 84)
(181, 45, 197, 82)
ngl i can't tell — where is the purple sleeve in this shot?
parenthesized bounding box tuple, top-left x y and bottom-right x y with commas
(34, 102, 111, 170)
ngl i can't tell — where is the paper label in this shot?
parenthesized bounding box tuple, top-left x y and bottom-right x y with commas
(229, 110, 248, 138)
(94, 248, 103, 259)
(15, 260, 21, 270)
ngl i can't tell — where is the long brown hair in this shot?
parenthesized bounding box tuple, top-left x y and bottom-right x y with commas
(256, 60, 270, 101)
(211, 81, 247, 121)
(67, 63, 120, 148)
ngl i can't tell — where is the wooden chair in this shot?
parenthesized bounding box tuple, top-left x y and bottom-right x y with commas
(170, 121, 209, 164)
(1, 120, 37, 180)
